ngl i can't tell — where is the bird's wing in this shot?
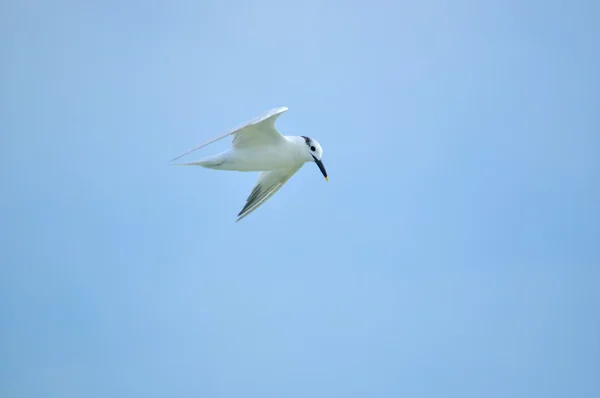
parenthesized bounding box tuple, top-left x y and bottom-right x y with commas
(170, 107, 288, 162)
(236, 166, 302, 222)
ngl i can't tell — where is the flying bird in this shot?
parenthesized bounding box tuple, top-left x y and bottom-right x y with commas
(171, 107, 328, 222)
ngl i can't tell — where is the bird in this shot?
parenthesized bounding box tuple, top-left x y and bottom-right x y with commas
(171, 107, 328, 222)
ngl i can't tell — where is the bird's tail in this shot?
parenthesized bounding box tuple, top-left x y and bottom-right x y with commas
(170, 155, 226, 169)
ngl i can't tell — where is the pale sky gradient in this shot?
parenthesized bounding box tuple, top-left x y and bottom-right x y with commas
(1, 1, 599, 397)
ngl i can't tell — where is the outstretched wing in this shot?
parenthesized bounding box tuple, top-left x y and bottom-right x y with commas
(171, 107, 288, 162)
(236, 166, 302, 222)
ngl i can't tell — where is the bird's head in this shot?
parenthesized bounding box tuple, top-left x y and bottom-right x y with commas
(301, 136, 328, 181)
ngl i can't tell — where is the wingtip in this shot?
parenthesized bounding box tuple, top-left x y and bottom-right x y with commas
(267, 106, 288, 115)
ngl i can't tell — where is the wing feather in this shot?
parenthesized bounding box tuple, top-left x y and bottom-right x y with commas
(236, 166, 301, 222)
(170, 107, 288, 162)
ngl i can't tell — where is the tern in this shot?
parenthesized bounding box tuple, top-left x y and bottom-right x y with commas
(171, 107, 328, 222)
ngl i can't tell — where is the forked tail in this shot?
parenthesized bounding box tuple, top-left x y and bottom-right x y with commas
(170, 155, 226, 169)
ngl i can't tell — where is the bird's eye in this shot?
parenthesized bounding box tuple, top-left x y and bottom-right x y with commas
(310, 146, 316, 151)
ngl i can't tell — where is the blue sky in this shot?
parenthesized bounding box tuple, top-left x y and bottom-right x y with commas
(1, 1, 599, 397)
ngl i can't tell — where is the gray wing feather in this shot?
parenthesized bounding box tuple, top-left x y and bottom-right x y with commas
(236, 167, 301, 222)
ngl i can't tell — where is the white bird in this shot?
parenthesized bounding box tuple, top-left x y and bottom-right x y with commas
(171, 107, 328, 222)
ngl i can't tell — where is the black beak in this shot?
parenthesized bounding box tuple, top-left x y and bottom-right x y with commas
(312, 155, 328, 181)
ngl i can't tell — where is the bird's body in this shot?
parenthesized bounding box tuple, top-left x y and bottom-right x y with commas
(192, 136, 308, 172)
(171, 107, 328, 221)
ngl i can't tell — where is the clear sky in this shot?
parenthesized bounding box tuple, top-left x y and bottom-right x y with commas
(2, 1, 599, 397)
